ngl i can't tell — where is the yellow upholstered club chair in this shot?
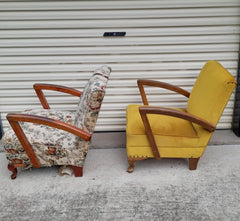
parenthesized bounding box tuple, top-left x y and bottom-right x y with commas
(126, 61, 236, 172)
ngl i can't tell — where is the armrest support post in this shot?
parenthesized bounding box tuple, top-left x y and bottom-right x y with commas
(138, 106, 215, 161)
(7, 120, 41, 168)
(139, 112, 161, 160)
(7, 113, 92, 168)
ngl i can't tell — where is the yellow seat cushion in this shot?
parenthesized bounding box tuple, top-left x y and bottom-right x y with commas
(126, 104, 210, 158)
(127, 104, 198, 138)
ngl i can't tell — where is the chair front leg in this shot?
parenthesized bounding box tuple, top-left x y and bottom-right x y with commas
(7, 163, 27, 179)
(127, 157, 148, 173)
(127, 158, 135, 173)
(8, 164, 18, 179)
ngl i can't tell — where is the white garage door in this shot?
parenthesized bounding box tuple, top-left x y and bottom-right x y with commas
(0, 0, 240, 131)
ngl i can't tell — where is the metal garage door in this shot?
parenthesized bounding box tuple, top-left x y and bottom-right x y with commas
(0, 0, 240, 131)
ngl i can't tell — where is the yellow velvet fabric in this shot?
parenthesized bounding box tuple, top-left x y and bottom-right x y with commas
(187, 61, 236, 126)
(127, 105, 198, 138)
(126, 60, 236, 159)
(187, 60, 236, 137)
(126, 104, 206, 158)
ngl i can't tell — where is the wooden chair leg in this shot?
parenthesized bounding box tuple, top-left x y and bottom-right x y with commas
(189, 158, 200, 170)
(8, 164, 18, 179)
(127, 158, 135, 173)
(127, 157, 148, 173)
(72, 166, 83, 177)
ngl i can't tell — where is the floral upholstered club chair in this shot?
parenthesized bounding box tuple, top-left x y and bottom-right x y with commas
(126, 60, 236, 172)
(3, 66, 111, 179)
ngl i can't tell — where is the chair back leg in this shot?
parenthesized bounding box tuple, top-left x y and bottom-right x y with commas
(72, 166, 83, 177)
(189, 158, 200, 170)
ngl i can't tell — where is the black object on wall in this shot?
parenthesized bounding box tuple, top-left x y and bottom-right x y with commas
(232, 48, 240, 136)
(103, 32, 126, 37)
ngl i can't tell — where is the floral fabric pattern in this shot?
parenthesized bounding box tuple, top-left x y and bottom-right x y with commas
(74, 66, 111, 133)
(4, 66, 111, 168)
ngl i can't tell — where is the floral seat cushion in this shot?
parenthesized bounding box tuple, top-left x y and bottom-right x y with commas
(4, 109, 89, 167)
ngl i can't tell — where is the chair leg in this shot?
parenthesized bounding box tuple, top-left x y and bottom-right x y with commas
(189, 158, 200, 170)
(127, 157, 148, 173)
(127, 158, 135, 173)
(8, 164, 18, 180)
(72, 166, 83, 177)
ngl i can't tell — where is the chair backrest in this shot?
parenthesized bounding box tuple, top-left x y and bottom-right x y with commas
(74, 66, 111, 134)
(187, 60, 236, 127)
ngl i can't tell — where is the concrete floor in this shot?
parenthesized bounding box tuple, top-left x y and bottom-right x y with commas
(0, 143, 240, 220)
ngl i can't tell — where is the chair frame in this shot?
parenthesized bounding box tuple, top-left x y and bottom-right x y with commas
(127, 79, 216, 173)
(7, 84, 91, 179)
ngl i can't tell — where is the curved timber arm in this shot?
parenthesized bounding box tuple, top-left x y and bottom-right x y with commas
(7, 113, 91, 168)
(34, 83, 82, 109)
(7, 114, 91, 141)
(137, 79, 190, 105)
(138, 106, 216, 160)
(139, 106, 216, 132)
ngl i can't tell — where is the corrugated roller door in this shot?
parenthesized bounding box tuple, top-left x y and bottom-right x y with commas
(0, 0, 240, 131)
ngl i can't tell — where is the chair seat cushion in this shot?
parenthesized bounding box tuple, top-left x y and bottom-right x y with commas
(4, 109, 89, 167)
(126, 105, 208, 158)
(127, 104, 198, 138)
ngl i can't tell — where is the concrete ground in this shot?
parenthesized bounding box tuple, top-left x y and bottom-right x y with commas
(0, 130, 240, 220)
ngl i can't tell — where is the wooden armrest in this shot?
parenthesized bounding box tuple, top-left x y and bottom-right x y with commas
(137, 79, 190, 105)
(34, 83, 82, 109)
(139, 106, 216, 132)
(7, 113, 91, 141)
(138, 106, 215, 160)
(7, 113, 91, 168)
